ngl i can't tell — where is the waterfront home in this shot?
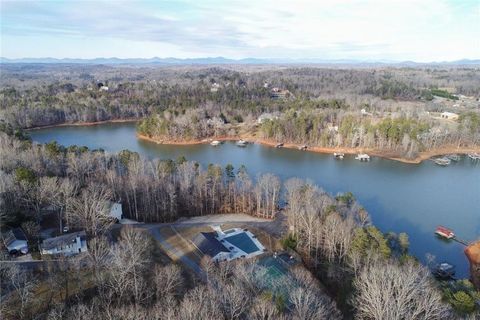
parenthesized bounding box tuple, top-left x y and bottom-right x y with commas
(440, 112, 459, 120)
(2, 228, 28, 254)
(40, 231, 88, 256)
(192, 226, 265, 262)
(257, 112, 280, 124)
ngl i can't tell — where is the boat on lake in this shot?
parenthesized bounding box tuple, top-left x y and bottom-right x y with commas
(433, 262, 456, 279)
(446, 154, 461, 161)
(298, 145, 308, 150)
(236, 140, 248, 147)
(275, 143, 284, 148)
(468, 153, 480, 160)
(333, 152, 344, 159)
(355, 154, 370, 161)
(434, 157, 451, 166)
(210, 140, 221, 146)
(435, 226, 455, 239)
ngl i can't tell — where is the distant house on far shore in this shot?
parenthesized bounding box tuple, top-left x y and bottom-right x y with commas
(257, 112, 280, 124)
(3, 228, 28, 254)
(40, 231, 87, 256)
(440, 112, 459, 120)
(270, 87, 292, 100)
(210, 83, 221, 92)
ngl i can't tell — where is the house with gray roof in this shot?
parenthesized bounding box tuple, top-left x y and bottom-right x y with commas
(192, 226, 266, 262)
(192, 232, 230, 261)
(3, 228, 28, 254)
(40, 231, 87, 256)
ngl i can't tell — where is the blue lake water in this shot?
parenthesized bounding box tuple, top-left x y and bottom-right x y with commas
(29, 122, 480, 278)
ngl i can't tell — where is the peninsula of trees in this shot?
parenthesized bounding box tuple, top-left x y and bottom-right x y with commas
(1, 64, 479, 161)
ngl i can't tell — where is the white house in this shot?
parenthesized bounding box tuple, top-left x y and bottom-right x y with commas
(3, 228, 28, 254)
(40, 231, 88, 256)
(440, 112, 459, 120)
(257, 112, 280, 124)
(210, 83, 221, 92)
(361, 108, 373, 116)
(106, 201, 123, 221)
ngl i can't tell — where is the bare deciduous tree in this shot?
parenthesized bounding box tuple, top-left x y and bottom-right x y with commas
(352, 258, 451, 320)
(67, 183, 114, 237)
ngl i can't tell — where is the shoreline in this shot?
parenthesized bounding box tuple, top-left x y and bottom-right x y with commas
(25, 121, 480, 164)
(25, 119, 139, 131)
(137, 133, 480, 164)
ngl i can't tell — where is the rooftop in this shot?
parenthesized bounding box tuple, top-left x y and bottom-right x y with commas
(3, 228, 27, 246)
(192, 232, 229, 258)
(41, 231, 86, 250)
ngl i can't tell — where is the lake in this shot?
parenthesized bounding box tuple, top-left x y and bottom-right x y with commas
(29, 122, 480, 278)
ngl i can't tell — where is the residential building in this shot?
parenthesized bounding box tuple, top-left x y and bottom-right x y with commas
(3, 228, 28, 254)
(257, 112, 280, 124)
(105, 201, 123, 221)
(193, 232, 231, 261)
(192, 226, 265, 262)
(440, 112, 459, 120)
(210, 82, 221, 92)
(270, 87, 291, 100)
(40, 231, 87, 256)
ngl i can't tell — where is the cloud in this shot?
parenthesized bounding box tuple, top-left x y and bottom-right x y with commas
(1, 0, 479, 60)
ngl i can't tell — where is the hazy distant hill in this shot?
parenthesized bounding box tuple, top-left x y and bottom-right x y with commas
(1, 56, 479, 66)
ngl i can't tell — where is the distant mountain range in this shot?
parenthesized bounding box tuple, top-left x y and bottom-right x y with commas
(1, 56, 479, 66)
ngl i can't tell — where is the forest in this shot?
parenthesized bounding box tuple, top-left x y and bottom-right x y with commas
(1, 119, 479, 319)
(1, 64, 480, 319)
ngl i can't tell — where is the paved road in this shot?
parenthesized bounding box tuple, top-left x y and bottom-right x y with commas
(125, 212, 286, 236)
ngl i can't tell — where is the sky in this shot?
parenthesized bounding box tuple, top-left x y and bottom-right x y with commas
(1, 0, 479, 62)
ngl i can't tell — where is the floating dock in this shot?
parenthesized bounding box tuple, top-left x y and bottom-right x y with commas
(333, 152, 345, 159)
(435, 226, 469, 245)
(435, 226, 455, 239)
(355, 154, 370, 161)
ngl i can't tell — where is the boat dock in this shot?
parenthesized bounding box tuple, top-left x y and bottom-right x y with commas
(333, 152, 344, 159)
(468, 153, 480, 161)
(433, 157, 451, 166)
(355, 154, 370, 161)
(435, 226, 469, 245)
